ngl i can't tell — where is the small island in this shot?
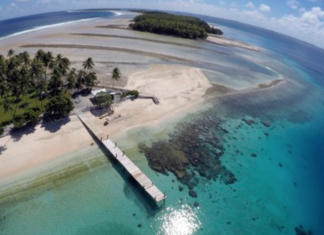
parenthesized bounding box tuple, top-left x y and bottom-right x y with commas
(129, 12, 223, 39)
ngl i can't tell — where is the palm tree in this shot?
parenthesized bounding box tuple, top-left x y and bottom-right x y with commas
(1, 95, 13, 122)
(66, 68, 76, 92)
(40, 51, 53, 79)
(76, 70, 86, 91)
(20, 51, 31, 66)
(35, 49, 45, 61)
(111, 67, 121, 89)
(0, 81, 8, 98)
(18, 66, 32, 110)
(85, 71, 97, 89)
(48, 67, 63, 97)
(31, 58, 45, 83)
(7, 49, 15, 58)
(82, 57, 94, 71)
(36, 79, 47, 110)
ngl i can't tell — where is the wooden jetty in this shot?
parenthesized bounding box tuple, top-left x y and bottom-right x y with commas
(77, 114, 166, 205)
(138, 94, 160, 104)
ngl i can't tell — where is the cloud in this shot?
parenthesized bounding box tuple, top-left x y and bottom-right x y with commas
(37, 0, 51, 4)
(287, 0, 300, 10)
(10, 3, 18, 9)
(259, 3, 270, 12)
(15, 0, 32, 2)
(245, 2, 255, 9)
(243, 10, 265, 20)
(275, 7, 324, 45)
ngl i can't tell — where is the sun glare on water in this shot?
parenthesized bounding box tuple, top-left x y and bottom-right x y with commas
(157, 205, 201, 235)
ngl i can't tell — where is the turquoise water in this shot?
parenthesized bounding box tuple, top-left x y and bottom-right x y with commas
(1, 11, 324, 235)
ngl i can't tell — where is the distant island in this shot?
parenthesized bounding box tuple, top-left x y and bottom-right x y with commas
(129, 12, 223, 39)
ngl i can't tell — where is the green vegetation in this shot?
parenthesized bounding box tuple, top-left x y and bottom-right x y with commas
(129, 12, 223, 39)
(92, 91, 113, 109)
(111, 67, 121, 89)
(123, 90, 139, 98)
(45, 96, 74, 118)
(0, 49, 97, 128)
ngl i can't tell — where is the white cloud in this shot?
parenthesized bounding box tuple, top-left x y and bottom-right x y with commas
(245, 2, 255, 9)
(275, 7, 324, 46)
(259, 3, 270, 12)
(287, 0, 300, 10)
(230, 2, 237, 8)
(37, 0, 51, 4)
(15, 0, 32, 2)
(10, 3, 18, 8)
(243, 10, 265, 20)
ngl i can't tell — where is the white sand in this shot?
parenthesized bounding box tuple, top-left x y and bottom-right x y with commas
(0, 116, 94, 186)
(207, 35, 260, 51)
(87, 64, 212, 139)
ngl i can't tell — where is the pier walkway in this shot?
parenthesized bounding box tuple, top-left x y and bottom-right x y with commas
(77, 114, 166, 204)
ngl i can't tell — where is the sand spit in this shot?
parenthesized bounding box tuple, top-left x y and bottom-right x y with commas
(84, 64, 213, 140)
(70, 33, 230, 55)
(21, 44, 192, 62)
(207, 35, 260, 52)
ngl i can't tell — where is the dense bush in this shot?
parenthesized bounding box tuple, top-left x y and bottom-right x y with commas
(92, 91, 113, 108)
(45, 96, 74, 118)
(123, 90, 139, 98)
(0, 127, 4, 135)
(24, 107, 41, 124)
(13, 115, 25, 129)
(129, 12, 223, 39)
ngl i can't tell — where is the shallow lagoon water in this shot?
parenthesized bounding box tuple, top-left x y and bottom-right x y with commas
(1, 11, 324, 235)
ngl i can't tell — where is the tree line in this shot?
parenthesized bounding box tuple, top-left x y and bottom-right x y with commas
(129, 12, 223, 39)
(0, 49, 97, 129)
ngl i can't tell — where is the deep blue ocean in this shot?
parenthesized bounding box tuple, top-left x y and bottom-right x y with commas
(0, 10, 114, 39)
(0, 10, 323, 235)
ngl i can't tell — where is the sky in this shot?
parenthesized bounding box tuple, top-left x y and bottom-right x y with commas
(0, 0, 324, 49)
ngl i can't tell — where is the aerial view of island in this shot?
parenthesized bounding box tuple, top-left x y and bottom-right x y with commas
(0, 2, 323, 235)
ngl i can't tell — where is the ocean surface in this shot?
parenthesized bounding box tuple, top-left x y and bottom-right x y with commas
(0, 10, 324, 235)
